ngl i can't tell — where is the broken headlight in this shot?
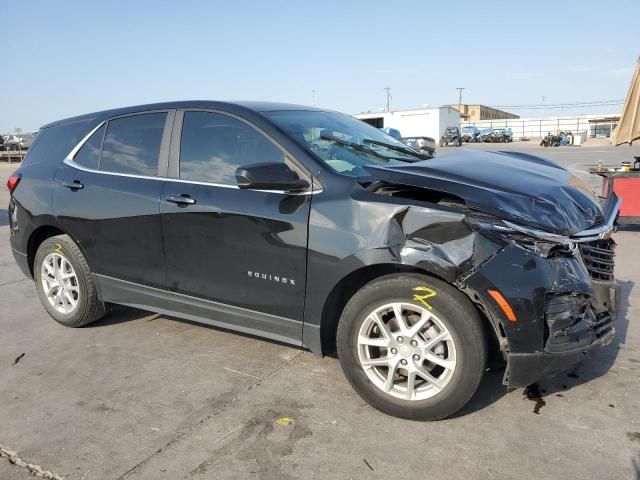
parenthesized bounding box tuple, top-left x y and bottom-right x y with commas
(467, 217, 577, 258)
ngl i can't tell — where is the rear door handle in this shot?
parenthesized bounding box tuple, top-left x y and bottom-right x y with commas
(62, 180, 84, 190)
(166, 194, 196, 205)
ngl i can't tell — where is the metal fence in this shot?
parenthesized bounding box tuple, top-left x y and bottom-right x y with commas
(462, 117, 619, 140)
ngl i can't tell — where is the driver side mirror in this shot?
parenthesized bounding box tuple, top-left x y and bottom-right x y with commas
(235, 162, 310, 192)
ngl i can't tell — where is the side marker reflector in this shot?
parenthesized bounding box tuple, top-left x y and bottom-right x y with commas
(487, 289, 517, 322)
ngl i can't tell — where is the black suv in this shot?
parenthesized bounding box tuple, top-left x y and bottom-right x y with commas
(7, 101, 619, 420)
(440, 126, 462, 147)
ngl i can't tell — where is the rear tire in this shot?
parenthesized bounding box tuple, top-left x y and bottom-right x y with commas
(337, 274, 486, 420)
(34, 235, 106, 327)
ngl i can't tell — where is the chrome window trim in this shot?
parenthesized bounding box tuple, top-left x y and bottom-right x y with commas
(63, 156, 322, 195)
(62, 110, 323, 196)
(162, 176, 322, 195)
(63, 157, 167, 183)
(65, 120, 107, 161)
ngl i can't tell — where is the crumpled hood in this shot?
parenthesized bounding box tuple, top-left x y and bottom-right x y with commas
(365, 149, 605, 236)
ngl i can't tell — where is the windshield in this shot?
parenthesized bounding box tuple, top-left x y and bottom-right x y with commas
(462, 127, 475, 133)
(480, 128, 493, 135)
(264, 110, 423, 178)
(445, 127, 457, 133)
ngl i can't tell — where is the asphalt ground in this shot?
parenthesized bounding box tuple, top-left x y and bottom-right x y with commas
(1, 142, 639, 480)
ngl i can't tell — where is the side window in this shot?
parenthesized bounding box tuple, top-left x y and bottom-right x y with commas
(73, 124, 105, 169)
(100, 113, 166, 176)
(179, 111, 284, 185)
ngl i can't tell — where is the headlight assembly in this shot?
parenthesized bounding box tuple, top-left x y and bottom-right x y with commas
(467, 217, 577, 258)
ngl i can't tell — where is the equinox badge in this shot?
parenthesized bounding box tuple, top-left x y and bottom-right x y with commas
(248, 270, 296, 286)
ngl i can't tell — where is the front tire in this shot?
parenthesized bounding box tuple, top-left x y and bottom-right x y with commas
(337, 274, 486, 420)
(34, 234, 106, 327)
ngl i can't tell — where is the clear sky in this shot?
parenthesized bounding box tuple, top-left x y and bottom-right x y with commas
(2, 0, 639, 132)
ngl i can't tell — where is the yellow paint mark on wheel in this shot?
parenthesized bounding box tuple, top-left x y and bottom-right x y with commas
(412, 286, 437, 310)
(55, 243, 62, 252)
(275, 417, 294, 426)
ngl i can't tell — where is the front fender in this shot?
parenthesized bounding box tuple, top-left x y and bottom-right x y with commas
(302, 187, 502, 354)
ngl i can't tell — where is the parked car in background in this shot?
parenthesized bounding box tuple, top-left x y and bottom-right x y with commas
(440, 126, 462, 147)
(541, 131, 573, 147)
(493, 128, 513, 143)
(3, 134, 35, 151)
(461, 126, 479, 143)
(380, 127, 402, 140)
(401, 136, 436, 158)
(3, 135, 25, 151)
(477, 128, 495, 143)
(7, 101, 619, 421)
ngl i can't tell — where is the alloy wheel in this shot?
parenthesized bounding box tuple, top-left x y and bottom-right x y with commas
(41, 252, 80, 314)
(357, 302, 457, 401)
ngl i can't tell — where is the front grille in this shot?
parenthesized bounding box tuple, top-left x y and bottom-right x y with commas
(592, 311, 614, 339)
(579, 239, 616, 281)
(545, 294, 587, 332)
(544, 294, 614, 352)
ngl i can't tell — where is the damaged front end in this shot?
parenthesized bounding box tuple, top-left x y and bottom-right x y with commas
(460, 212, 618, 387)
(360, 150, 620, 388)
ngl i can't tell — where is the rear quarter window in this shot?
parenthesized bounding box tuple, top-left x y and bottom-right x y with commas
(22, 119, 97, 167)
(73, 124, 105, 170)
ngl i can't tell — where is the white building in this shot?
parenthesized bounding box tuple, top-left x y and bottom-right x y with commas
(354, 107, 461, 139)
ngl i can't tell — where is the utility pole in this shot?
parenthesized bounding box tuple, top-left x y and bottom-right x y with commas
(456, 87, 465, 120)
(384, 87, 391, 112)
(312, 90, 316, 107)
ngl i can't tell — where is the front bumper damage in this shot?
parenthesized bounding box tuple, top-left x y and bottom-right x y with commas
(360, 153, 621, 387)
(464, 237, 616, 388)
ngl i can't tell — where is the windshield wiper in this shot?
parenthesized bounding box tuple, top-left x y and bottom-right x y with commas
(319, 134, 391, 161)
(362, 138, 429, 160)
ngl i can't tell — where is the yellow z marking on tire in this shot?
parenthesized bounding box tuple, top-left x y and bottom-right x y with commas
(55, 243, 62, 252)
(412, 286, 437, 310)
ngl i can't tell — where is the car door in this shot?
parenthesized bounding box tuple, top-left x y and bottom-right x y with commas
(160, 110, 312, 342)
(54, 110, 173, 288)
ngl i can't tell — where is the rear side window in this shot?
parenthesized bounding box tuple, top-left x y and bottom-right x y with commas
(73, 124, 105, 169)
(179, 111, 284, 185)
(100, 113, 166, 176)
(22, 119, 95, 167)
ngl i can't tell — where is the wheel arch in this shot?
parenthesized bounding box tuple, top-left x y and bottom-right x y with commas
(316, 263, 503, 359)
(26, 223, 88, 278)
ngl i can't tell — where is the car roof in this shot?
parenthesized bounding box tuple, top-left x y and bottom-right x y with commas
(41, 100, 328, 129)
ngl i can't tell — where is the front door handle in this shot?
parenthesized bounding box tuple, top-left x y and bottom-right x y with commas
(166, 194, 196, 205)
(62, 180, 84, 190)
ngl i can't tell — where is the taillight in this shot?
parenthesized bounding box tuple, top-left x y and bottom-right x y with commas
(7, 174, 21, 194)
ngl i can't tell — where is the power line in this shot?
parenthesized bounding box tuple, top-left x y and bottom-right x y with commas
(488, 99, 624, 110)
